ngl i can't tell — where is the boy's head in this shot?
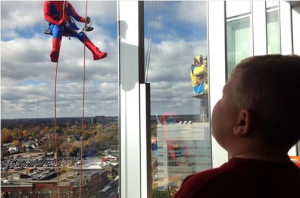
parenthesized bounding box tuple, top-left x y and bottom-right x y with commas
(229, 54, 300, 149)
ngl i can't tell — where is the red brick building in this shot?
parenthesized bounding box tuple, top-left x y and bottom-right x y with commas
(1, 170, 108, 198)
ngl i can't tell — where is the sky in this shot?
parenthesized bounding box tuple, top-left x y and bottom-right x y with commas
(1, 1, 207, 119)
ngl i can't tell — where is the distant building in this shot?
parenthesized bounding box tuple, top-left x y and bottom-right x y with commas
(108, 145, 119, 153)
(44, 131, 63, 140)
(102, 155, 118, 162)
(1, 170, 109, 198)
(67, 135, 80, 143)
(1, 145, 9, 157)
(94, 116, 106, 125)
(7, 146, 19, 154)
(22, 140, 40, 152)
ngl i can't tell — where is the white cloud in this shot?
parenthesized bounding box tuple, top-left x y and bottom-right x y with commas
(175, 1, 207, 26)
(1, 1, 44, 30)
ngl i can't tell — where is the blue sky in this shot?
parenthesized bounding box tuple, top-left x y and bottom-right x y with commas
(1, 1, 207, 119)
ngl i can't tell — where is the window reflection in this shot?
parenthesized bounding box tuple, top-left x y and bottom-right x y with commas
(145, 2, 210, 196)
(267, 10, 280, 54)
(227, 17, 251, 78)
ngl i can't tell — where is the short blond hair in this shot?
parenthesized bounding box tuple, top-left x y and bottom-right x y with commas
(231, 54, 300, 148)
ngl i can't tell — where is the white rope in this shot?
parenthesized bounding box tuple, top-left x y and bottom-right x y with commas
(145, 1, 156, 82)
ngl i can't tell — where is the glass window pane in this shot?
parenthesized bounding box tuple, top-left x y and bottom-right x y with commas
(227, 17, 251, 78)
(144, 2, 211, 196)
(10, 191, 19, 198)
(267, 10, 280, 54)
(1, 2, 118, 198)
(21, 191, 30, 198)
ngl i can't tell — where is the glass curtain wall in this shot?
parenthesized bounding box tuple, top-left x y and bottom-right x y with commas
(226, 16, 251, 78)
(144, 2, 211, 197)
(1, 2, 118, 198)
(267, 8, 280, 54)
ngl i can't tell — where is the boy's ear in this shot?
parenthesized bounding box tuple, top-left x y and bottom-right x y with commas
(233, 109, 252, 136)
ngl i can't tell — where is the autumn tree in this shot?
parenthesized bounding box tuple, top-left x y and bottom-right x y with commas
(69, 143, 81, 157)
(105, 124, 118, 144)
(11, 128, 20, 140)
(57, 148, 62, 158)
(151, 123, 157, 137)
(41, 141, 50, 152)
(94, 132, 108, 148)
(22, 130, 29, 138)
(95, 124, 104, 132)
(10, 140, 21, 147)
(105, 124, 118, 134)
(1, 128, 13, 144)
(59, 142, 72, 153)
(112, 135, 119, 144)
(31, 127, 41, 138)
(40, 127, 50, 137)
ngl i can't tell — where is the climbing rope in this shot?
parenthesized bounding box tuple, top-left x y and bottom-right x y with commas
(54, 2, 67, 197)
(54, 61, 60, 198)
(53, 2, 89, 198)
(145, 1, 156, 82)
(54, 1, 67, 198)
(79, 1, 88, 198)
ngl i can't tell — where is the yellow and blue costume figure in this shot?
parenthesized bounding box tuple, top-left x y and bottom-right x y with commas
(190, 55, 208, 96)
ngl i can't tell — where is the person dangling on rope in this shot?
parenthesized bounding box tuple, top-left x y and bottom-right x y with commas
(190, 55, 208, 96)
(43, 1, 107, 62)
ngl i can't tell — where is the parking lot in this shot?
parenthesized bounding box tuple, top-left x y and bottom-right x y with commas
(1, 154, 80, 173)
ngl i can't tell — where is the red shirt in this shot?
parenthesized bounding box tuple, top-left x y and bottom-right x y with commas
(174, 157, 300, 198)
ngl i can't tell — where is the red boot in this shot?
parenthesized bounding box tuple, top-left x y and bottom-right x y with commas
(50, 38, 61, 62)
(84, 39, 107, 60)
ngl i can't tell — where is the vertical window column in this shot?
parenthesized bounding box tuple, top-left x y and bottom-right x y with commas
(252, 1, 267, 55)
(279, 1, 292, 55)
(279, 1, 296, 156)
(292, 4, 300, 55)
(118, 2, 146, 198)
(292, 3, 300, 155)
(208, 1, 228, 168)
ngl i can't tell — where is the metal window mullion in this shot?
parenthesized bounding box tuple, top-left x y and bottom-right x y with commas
(279, 1, 293, 55)
(252, 1, 267, 55)
(279, 1, 297, 156)
(292, 4, 300, 55)
(291, 3, 300, 156)
(208, 1, 229, 168)
(118, 2, 144, 198)
(140, 83, 151, 198)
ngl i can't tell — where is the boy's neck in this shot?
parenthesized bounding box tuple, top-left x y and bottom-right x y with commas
(230, 150, 291, 163)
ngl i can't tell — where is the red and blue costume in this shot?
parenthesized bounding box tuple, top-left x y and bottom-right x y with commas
(44, 1, 107, 62)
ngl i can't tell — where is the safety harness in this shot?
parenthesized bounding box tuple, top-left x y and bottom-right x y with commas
(43, 5, 93, 38)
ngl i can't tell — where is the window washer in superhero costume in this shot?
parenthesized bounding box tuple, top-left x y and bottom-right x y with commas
(44, 1, 107, 62)
(190, 55, 208, 96)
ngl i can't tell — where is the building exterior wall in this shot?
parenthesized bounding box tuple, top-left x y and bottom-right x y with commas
(1, 171, 108, 198)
